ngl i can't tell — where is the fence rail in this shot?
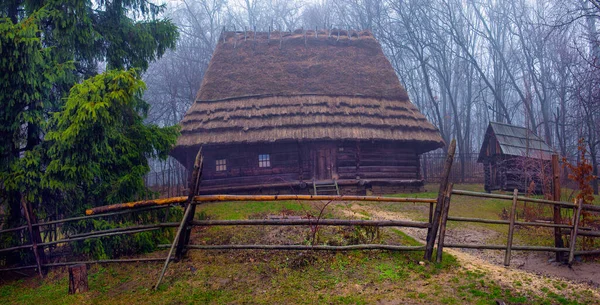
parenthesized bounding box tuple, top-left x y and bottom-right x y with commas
(435, 188, 600, 266)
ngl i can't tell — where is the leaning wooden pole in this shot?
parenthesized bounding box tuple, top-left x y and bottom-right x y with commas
(568, 199, 583, 266)
(177, 148, 203, 259)
(436, 183, 454, 263)
(154, 147, 203, 290)
(21, 199, 44, 278)
(425, 139, 456, 261)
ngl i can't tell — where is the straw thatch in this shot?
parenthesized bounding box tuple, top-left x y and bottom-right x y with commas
(175, 30, 444, 153)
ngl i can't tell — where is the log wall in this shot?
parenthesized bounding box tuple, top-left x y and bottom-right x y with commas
(194, 141, 424, 194)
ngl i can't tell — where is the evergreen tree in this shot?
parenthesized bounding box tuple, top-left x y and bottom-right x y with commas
(0, 1, 179, 259)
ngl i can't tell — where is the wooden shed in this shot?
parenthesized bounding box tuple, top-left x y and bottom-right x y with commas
(477, 122, 554, 193)
(170, 30, 444, 195)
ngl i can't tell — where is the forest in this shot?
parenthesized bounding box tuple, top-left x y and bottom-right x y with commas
(142, 0, 600, 194)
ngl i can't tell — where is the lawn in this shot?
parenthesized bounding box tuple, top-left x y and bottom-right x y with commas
(0, 184, 598, 304)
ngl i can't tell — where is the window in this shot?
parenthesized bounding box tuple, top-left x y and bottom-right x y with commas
(216, 159, 227, 172)
(258, 154, 271, 168)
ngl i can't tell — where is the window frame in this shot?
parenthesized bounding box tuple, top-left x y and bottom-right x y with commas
(258, 154, 271, 168)
(215, 158, 227, 172)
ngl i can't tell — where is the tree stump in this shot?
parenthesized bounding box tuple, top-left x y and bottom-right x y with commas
(68, 264, 88, 294)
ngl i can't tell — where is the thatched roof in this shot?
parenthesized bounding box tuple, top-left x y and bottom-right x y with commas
(174, 30, 444, 156)
(478, 122, 554, 162)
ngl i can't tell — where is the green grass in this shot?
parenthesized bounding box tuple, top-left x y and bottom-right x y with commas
(0, 187, 597, 305)
(196, 200, 308, 220)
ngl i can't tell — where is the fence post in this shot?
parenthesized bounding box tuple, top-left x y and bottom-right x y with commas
(551, 154, 564, 262)
(436, 183, 453, 263)
(154, 147, 203, 290)
(176, 148, 203, 259)
(568, 199, 583, 266)
(504, 189, 519, 266)
(425, 139, 456, 261)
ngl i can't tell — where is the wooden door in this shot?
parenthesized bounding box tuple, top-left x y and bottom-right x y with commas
(312, 145, 337, 181)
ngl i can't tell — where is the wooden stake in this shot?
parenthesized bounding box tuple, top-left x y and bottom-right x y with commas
(552, 154, 564, 262)
(436, 183, 454, 263)
(68, 264, 88, 294)
(425, 139, 456, 261)
(568, 199, 583, 265)
(504, 189, 519, 266)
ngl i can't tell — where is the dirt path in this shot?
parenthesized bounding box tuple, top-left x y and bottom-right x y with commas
(339, 203, 600, 299)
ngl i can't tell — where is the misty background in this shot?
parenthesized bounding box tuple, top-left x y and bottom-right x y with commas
(142, 0, 600, 191)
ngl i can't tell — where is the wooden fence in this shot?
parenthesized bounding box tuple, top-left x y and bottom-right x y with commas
(1, 141, 599, 290)
(436, 188, 600, 265)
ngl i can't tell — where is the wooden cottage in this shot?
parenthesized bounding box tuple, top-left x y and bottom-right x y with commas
(477, 122, 554, 193)
(171, 30, 444, 195)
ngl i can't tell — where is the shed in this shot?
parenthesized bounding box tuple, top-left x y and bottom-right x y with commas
(171, 30, 445, 195)
(477, 122, 554, 193)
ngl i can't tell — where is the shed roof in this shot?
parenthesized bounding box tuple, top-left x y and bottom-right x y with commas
(478, 122, 554, 162)
(173, 30, 444, 159)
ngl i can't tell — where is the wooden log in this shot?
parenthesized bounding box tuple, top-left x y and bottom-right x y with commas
(0, 225, 28, 235)
(0, 244, 33, 254)
(451, 190, 577, 208)
(186, 244, 426, 251)
(86, 197, 187, 215)
(43, 206, 170, 226)
(38, 227, 168, 248)
(568, 199, 583, 266)
(443, 244, 570, 252)
(504, 189, 519, 266)
(191, 219, 430, 228)
(86, 194, 437, 215)
(68, 264, 88, 294)
(425, 139, 456, 261)
(66, 223, 179, 239)
(436, 183, 454, 263)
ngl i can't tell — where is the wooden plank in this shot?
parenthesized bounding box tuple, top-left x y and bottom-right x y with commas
(504, 189, 519, 266)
